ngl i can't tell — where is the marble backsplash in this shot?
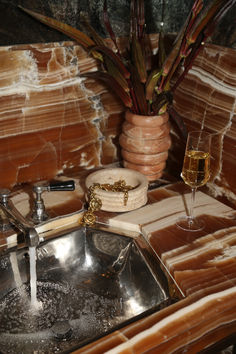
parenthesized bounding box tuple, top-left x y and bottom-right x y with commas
(170, 43, 236, 204)
(0, 37, 235, 204)
(0, 40, 123, 188)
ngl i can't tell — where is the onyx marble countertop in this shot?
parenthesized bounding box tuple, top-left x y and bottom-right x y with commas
(0, 178, 235, 353)
(74, 182, 236, 353)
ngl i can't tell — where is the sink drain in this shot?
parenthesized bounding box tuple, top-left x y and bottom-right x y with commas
(51, 320, 73, 340)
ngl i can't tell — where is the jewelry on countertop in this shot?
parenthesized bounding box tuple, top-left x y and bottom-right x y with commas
(81, 180, 134, 226)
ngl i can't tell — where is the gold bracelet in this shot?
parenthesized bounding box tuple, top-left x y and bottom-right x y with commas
(81, 179, 133, 226)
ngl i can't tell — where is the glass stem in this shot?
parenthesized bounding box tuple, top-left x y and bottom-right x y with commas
(189, 188, 196, 223)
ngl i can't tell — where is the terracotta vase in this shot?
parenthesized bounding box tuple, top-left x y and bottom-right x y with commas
(119, 110, 171, 181)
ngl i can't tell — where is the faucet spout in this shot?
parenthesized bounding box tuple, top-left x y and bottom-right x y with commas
(27, 227, 40, 248)
(0, 189, 39, 248)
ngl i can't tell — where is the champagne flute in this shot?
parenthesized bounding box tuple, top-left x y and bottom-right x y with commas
(176, 130, 211, 231)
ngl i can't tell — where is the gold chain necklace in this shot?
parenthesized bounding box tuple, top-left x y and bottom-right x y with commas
(81, 180, 134, 226)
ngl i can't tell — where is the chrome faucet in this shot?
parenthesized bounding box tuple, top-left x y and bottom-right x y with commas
(0, 180, 75, 249)
(0, 189, 39, 247)
(31, 180, 75, 224)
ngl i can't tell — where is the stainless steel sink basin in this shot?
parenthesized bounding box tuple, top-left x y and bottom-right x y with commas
(0, 225, 174, 353)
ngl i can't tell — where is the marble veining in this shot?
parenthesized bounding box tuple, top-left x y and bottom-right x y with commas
(172, 44, 236, 204)
(0, 41, 123, 188)
(0, 38, 235, 205)
(1, 181, 235, 353)
(109, 191, 233, 232)
(105, 286, 236, 354)
(72, 183, 236, 353)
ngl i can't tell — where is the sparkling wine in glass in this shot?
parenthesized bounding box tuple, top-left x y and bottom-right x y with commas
(176, 130, 211, 231)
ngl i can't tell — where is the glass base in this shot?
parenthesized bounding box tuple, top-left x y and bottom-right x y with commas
(176, 216, 205, 232)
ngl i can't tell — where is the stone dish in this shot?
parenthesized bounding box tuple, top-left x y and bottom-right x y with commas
(85, 168, 148, 212)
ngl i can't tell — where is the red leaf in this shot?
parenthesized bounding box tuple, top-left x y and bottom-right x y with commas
(103, 0, 121, 55)
(81, 71, 132, 108)
(19, 6, 95, 48)
(89, 45, 131, 79)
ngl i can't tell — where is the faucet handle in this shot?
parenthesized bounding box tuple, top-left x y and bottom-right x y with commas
(31, 185, 49, 224)
(0, 189, 11, 231)
(31, 179, 75, 224)
(49, 180, 75, 192)
(0, 189, 11, 206)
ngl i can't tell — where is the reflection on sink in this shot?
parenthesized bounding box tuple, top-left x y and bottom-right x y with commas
(0, 226, 174, 353)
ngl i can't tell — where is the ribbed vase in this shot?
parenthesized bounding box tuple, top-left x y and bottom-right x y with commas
(119, 110, 171, 181)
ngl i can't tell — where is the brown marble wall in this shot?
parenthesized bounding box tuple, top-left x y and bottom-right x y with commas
(171, 43, 236, 205)
(0, 38, 235, 205)
(0, 41, 123, 188)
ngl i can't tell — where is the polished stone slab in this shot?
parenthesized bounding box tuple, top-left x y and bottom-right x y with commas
(0, 181, 235, 352)
(76, 183, 236, 353)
